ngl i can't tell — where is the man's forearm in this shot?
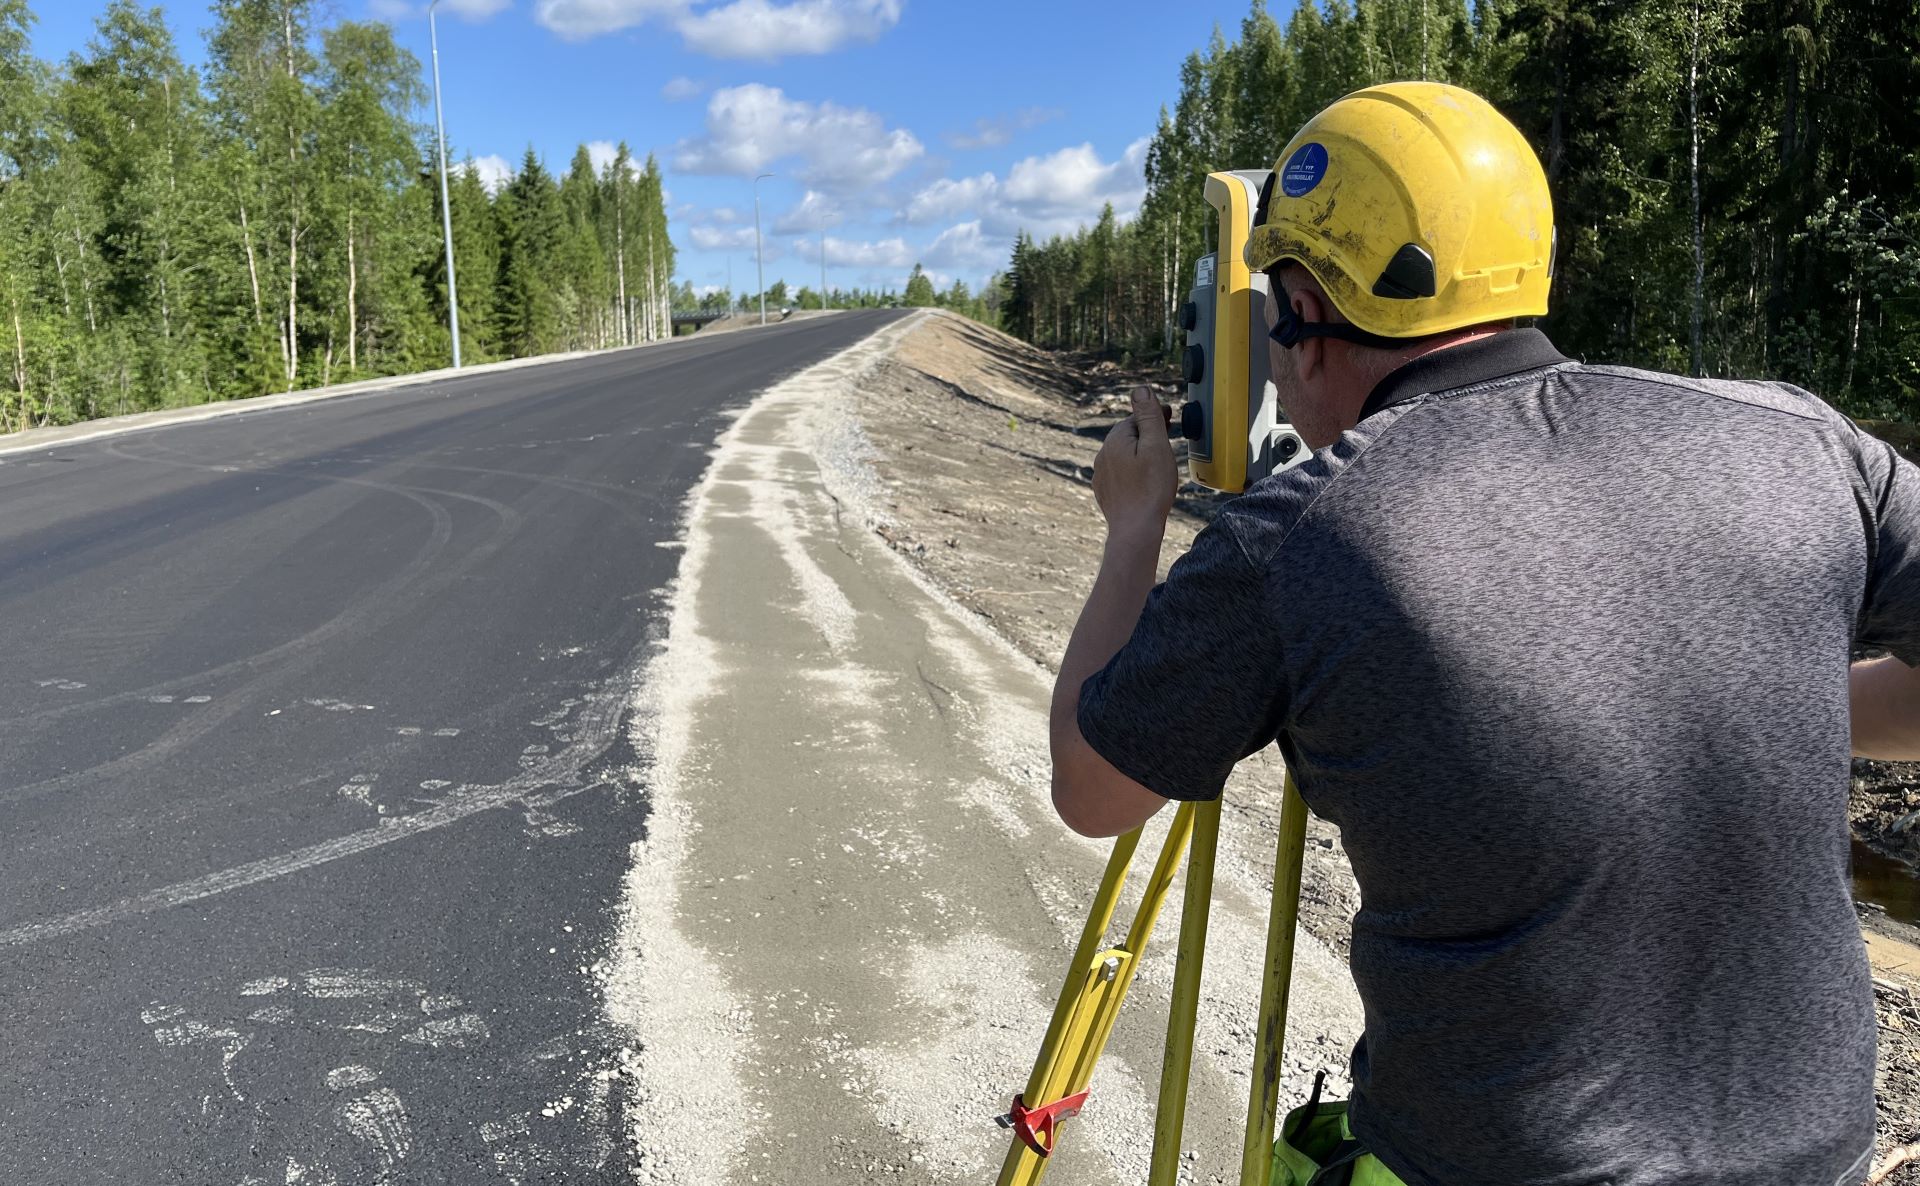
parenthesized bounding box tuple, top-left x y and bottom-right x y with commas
(1051, 526, 1165, 733)
(1850, 655, 1920, 759)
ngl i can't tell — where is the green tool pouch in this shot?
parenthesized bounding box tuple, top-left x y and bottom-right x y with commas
(1269, 1073, 1407, 1186)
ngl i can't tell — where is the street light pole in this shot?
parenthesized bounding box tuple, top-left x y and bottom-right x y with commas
(429, 0, 462, 369)
(753, 172, 773, 326)
(821, 219, 828, 311)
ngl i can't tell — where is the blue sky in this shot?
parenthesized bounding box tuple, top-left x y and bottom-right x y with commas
(27, 0, 1260, 297)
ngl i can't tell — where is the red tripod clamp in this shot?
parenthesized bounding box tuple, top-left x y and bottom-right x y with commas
(998, 1090, 1090, 1157)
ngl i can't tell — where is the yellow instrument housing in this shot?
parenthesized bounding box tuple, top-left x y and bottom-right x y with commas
(1183, 171, 1305, 495)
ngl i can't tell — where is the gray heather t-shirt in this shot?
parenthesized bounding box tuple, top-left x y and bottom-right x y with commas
(1078, 329, 1911, 1186)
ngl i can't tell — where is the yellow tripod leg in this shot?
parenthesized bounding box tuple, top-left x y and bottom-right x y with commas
(1147, 798, 1221, 1186)
(1239, 773, 1310, 1186)
(997, 803, 1199, 1186)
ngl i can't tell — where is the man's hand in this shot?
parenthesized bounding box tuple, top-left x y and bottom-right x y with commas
(1094, 387, 1177, 539)
(1851, 655, 1920, 759)
(1048, 386, 1180, 838)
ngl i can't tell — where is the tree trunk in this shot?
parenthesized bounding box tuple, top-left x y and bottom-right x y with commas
(1421, 0, 1429, 80)
(1689, 0, 1705, 377)
(615, 181, 630, 346)
(161, 72, 179, 351)
(283, 5, 299, 389)
(53, 247, 72, 320)
(241, 204, 263, 325)
(1765, 42, 1801, 368)
(347, 209, 357, 373)
(9, 293, 25, 430)
(286, 220, 299, 389)
(645, 235, 657, 342)
(73, 229, 98, 333)
(1845, 281, 1862, 393)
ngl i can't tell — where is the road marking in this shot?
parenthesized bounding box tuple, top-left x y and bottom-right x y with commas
(0, 774, 600, 947)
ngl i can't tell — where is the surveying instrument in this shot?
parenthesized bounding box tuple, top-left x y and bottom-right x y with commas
(992, 170, 1320, 1186)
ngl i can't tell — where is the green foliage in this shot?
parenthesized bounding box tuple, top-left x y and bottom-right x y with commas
(0, 1, 678, 432)
(1002, 0, 1920, 415)
(903, 263, 936, 307)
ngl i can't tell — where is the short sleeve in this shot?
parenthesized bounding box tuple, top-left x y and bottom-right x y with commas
(1077, 517, 1289, 802)
(1854, 430, 1920, 665)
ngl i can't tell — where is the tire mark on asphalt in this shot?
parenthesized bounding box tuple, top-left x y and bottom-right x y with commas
(0, 449, 538, 805)
(0, 446, 473, 732)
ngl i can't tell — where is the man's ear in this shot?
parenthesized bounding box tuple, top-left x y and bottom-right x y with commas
(1292, 282, 1327, 382)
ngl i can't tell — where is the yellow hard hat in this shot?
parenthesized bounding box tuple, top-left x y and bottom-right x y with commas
(1246, 81, 1554, 340)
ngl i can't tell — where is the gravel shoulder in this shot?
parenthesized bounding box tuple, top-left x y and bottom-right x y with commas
(849, 310, 1920, 1179)
(613, 312, 1363, 1186)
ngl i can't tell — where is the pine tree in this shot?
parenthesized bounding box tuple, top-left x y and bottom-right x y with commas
(904, 263, 936, 307)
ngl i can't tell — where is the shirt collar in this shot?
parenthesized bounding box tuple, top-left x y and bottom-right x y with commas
(1358, 328, 1571, 422)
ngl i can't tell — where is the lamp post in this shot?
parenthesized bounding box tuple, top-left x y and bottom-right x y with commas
(429, 0, 461, 368)
(820, 219, 829, 311)
(753, 172, 773, 326)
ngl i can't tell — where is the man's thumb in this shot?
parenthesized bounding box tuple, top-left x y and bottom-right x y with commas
(1131, 387, 1167, 440)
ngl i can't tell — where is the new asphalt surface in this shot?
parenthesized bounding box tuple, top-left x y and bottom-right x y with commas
(0, 310, 904, 1184)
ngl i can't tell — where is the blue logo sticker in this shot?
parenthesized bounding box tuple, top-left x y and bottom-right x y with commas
(1280, 142, 1328, 198)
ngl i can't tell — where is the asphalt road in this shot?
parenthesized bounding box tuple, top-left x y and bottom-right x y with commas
(0, 310, 904, 1185)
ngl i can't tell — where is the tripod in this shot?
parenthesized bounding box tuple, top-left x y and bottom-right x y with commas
(996, 775, 1312, 1186)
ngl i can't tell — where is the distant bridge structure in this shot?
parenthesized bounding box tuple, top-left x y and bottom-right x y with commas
(669, 309, 735, 331)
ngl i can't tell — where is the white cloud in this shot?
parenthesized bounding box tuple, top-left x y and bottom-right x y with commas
(999, 137, 1149, 232)
(892, 138, 1148, 245)
(945, 107, 1062, 151)
(772, 189, 847, 235)
(533, 0, 682, 38)
(534, 0, 900, 57)
(676, 0, 899, 59)
(662, 76, 706, 101)
(468, 153, 514, 194)
(921, 221, 1003, 272)
(901, 173, 996, 226)
(793, 235, 914, 269)
(585, 140, 646, 178)
(673, 84, 923, 193)
(687, 225, 760, 250)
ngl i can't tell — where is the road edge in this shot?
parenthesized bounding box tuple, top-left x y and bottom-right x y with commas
(0, 323, 828, 460)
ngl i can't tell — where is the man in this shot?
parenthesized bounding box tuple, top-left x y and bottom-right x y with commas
(1051, 81, 1917, 1186)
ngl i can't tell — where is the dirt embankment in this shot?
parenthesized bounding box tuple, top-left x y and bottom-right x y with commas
(850, 310, 1920, 1180)
(846, 313, 1359, 958)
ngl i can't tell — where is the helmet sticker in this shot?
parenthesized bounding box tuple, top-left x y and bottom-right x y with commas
(1280, 142, 1327, 198)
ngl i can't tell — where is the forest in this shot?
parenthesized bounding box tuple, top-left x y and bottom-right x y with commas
(999, 0, 1920, 418)
(0, 0, 674, 432)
